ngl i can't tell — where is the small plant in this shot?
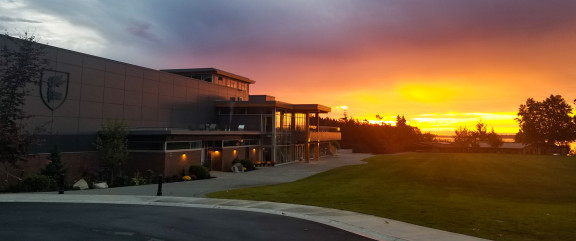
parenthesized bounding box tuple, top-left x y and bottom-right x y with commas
(182, 175, 192, 181)
(188, 165, 210, 180)
(130, 173, 147, 186)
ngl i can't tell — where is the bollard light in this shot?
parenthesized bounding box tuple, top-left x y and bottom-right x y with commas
(58, 174, 65, 194)
(157, 175, 163, 196)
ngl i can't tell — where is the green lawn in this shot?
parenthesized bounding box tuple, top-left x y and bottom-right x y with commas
(207, 153, 576, 241)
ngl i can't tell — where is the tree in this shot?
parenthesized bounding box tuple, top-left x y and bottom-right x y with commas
(474, 121, 488, 141)
(95, 120, 130, 182)
(40, 146, 66, 180)
(453, 126, 475, 149)
(0, 32, 47, 184)
(421, 132, 437, 142)
(515, 94, 576, 145)
(396, 115, 407, 127)
(486, 128, 503, 149)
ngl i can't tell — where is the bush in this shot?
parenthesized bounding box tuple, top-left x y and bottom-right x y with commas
(21, 175, 58, 192)
(232, 158, 256, 171)
(113, 176, 131, 187)
(188, 165, 210, 180)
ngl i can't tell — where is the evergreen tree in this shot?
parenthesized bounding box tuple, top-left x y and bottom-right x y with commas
(40, 146, 66, 180)
(95, 120, 129, 181)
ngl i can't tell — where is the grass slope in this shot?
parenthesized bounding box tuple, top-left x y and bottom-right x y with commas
(208, 153, 576, 241)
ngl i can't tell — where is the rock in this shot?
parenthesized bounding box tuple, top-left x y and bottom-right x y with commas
(231, 163, 244, 173)
(93, 182, 108, 189)
(72, 179, 89, 190)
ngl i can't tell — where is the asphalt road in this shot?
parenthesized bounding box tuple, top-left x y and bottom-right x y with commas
(0, 203, 374, 241)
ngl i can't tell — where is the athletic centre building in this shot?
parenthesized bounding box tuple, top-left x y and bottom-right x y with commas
(1, 35, 341, 182)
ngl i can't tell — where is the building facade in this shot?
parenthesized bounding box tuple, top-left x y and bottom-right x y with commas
(1, 35, 340, 183)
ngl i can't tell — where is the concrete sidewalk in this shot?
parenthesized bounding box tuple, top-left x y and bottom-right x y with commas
(0, 194, 488, 241)
(66, 152, 374, 197)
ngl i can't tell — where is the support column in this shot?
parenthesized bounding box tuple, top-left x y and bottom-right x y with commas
(305, 112, 310, 163)
(315, 112, 320, 160)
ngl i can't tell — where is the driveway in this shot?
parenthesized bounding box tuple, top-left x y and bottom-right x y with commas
(0, 202, 373, 241)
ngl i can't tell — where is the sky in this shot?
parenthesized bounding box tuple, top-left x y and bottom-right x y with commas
(2, 0, 576, 135)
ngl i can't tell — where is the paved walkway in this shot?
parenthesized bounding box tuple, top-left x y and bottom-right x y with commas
(66, 152, 374, 197)
(0, 152, 490, 241)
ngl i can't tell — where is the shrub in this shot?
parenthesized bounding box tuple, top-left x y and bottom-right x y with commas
(130, 176, 146, 185)
(182, 175, 192, 181)
(188, 165, 210, 180)
(143, 169, 156, 184)
(330, 140, 341, 149)
(232, 158, 255, 171)
(164, 174, 181, 183)
(113, 176, 131, 187)
(21, 175, 57, 192)
(129, 171, 147, 186)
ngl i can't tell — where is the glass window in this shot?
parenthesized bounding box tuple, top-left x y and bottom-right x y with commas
(190, 141, 202, 149)
(190, 74, 212, 83)
(275, 111, 281, 129)
(203, 140, 220, 148)
(295, 113, 306, 131)
(166, 142, 190, 150)
(283, 113, 292, 130)
(223, 140, 240, 147)
(166, 141, 202, 150)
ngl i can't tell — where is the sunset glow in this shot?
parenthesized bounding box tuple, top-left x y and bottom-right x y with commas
(3, 1, 576, 135)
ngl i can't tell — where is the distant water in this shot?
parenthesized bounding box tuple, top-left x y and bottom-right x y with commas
(436, 135, 515, 143)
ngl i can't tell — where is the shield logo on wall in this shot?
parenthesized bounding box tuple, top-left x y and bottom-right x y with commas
(40, 69, 69, 111)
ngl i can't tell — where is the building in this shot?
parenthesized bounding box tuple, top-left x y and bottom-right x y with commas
(0, 35, 341, 183)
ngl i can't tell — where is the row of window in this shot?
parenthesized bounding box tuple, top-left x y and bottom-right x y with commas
(217, 76, 249, 91)
(219, 108, 274, 115)
(191, 74, 248, 91)
(275, 111, 307, 131)
(128, 140, 258, 151)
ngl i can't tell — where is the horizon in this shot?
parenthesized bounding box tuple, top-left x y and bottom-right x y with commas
(2, 0, 575, 135)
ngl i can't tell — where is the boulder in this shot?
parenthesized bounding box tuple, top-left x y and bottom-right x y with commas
(93, 182, 108, 189)
(231, 163, 244, 173)
(72, 179, 89, 190)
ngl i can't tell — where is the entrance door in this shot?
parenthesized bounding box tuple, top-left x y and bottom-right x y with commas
(296, 145, 304, 161)
(203, 149, 212, 170)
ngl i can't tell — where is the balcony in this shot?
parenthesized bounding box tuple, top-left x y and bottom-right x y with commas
(309, 126, 341, 141)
